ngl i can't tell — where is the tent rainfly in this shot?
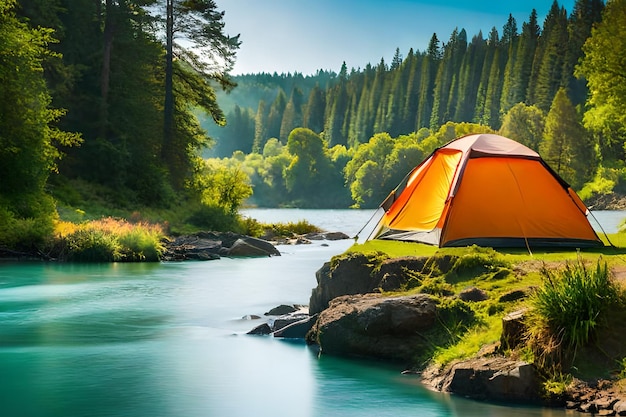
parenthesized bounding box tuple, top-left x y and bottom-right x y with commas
(363, 133, 603, 248)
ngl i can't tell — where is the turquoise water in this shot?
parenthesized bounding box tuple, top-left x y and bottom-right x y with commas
(2, 208, 619, 417)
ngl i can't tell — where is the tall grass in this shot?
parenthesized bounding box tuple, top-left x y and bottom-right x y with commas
(57, 217, 165, 262)
(528, 258, 621, 369)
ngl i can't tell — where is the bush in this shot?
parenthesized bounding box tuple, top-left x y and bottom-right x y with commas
(0, 202, 56, 252)
(64, 228, 121, 262)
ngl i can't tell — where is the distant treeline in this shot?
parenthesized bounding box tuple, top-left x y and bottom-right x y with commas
(208, 0, 603, 157)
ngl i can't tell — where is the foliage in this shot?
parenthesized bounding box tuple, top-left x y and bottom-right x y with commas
(0, 198, 57, 252)
(527, 258, 621, 369)
(576, 0, 626, 162)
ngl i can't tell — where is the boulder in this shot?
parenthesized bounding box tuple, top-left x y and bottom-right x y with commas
(265, 304, 299, 316)
(273, 315, 318, 339)
(459, 286, 489, 302)
(433, 357, 542, 403)
(273, 313, 310, 331)
(226, 237, 280, 257)
(309, 253, 466, 315)
(247, 323, 272, 335)
(307, 293, 438, 362)
(304, 231, 350, 241)
(309, 252, 386, 315)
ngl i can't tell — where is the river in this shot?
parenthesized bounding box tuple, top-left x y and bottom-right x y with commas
(0, 209, 623, 417)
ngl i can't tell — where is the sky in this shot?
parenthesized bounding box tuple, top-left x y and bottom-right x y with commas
(218, 0, 576, 76)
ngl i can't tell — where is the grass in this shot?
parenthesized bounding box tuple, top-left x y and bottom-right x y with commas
(55, 217, 165, 262)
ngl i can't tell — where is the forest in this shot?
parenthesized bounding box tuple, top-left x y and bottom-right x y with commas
(1, 0, 625, 251)
(205, 0, 625, 209)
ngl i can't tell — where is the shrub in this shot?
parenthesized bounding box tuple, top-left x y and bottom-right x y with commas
(0, 203, 56, 252)
(64, 228, 121, 262)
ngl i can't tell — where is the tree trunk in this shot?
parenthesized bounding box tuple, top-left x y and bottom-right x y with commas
(100, 0, 115, 139)
(162, 0, 174, 164)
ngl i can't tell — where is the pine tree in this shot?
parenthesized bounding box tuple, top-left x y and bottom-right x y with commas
(280, 87, 304, 141)
(454, 33, 486, 122)
(511, 9, 541, 106)
(563, 0, 604, 107)
(527, 0, 569, 112)
(303, 84, 325, 134)
(267, 89, 287, 142)
(499, 14, 520, 115)
(252, 100, 268, 153)
(325, 62, 350, 146)
(416, 34, 440, 130)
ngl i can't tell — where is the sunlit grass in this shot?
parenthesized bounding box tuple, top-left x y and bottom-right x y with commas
(55, 217, 165, 262)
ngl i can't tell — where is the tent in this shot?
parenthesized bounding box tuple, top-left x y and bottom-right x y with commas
(363, 133, 603, 248)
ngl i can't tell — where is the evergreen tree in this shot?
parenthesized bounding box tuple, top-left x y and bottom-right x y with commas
(267, 89, 287, 142)
(474, 27, 499, 124)
(303, 84, 325, 134)
(430, 28, 466, 128)
(499, 14, 520, 115)
(252, 100, 268, 153)
(527, 0, 569, 112)
(280, 87, 304, 141)
(454, 32, 486, 121)
(564, 0, 604, 107)
(325, 62, 350, 146)
(161, 0, 240, 187)
(402, 49, 422, 133)
(416, 34, 440, 129)
(510, 9, 541, 107)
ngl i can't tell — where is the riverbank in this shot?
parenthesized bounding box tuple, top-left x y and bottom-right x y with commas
(268, 242, 626, 413)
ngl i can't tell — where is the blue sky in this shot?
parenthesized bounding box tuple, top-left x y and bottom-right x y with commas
(220, 0, 576, 75)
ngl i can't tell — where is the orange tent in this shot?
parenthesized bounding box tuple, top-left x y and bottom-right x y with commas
(365, 133, 603, 248)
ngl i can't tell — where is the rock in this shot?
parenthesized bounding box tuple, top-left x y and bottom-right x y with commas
(498, 289, 528, 303)
(459, 286, 488, 302)
(226, 237, 280, 257)
(308, 253, 479, 315)
(273, 313, 310, 331)
(304, 231, 350, 241)
(614, 400, 626, 415)
(434, 357, 541, 403)
(247, 323, 272, 335)
(307, 293, 438, 362)
(265, 304, 299, 316)
(500, 308, 528, 350)
(273, 315, 318, 339)
(309, 252, 386, 315)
